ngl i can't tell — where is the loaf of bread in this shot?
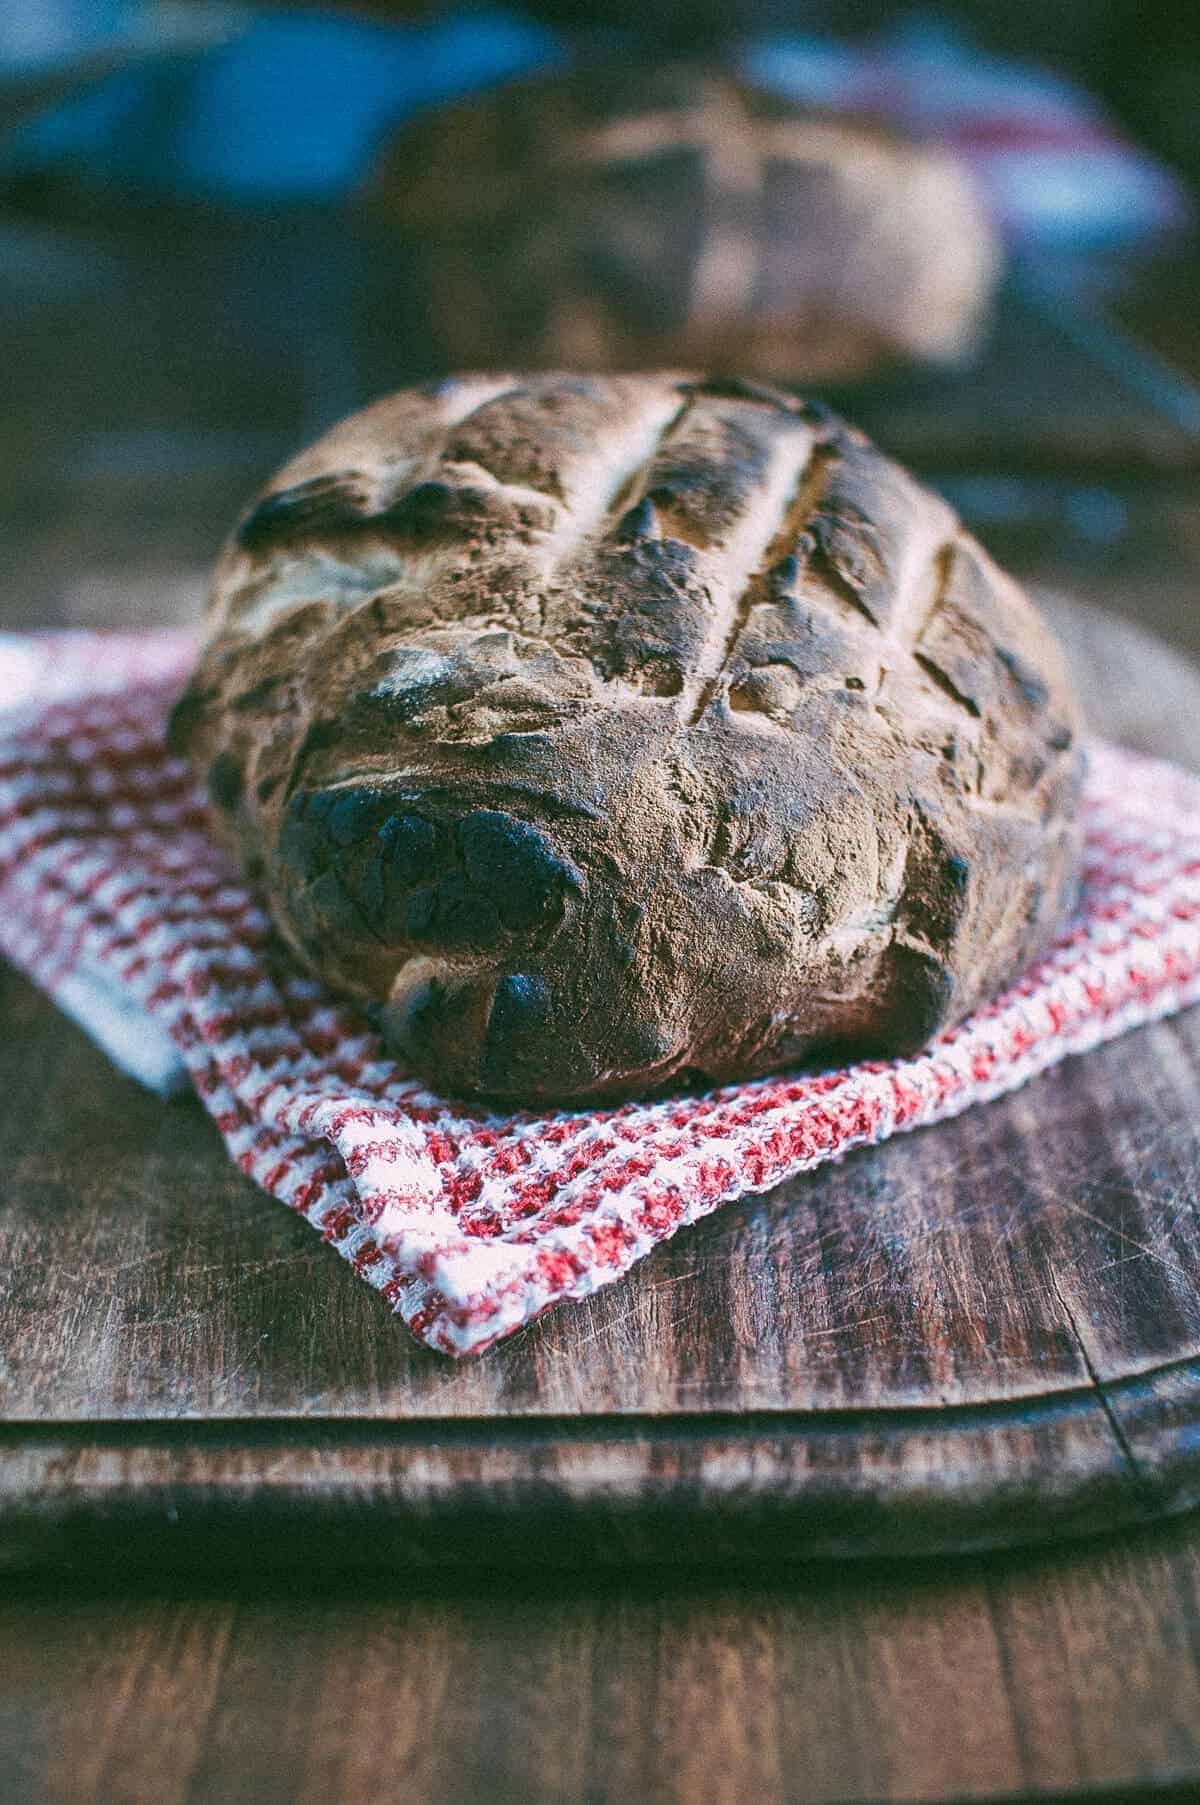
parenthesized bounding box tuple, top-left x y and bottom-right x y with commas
(172, 373, 1084, 1102)
(361, 63, 999, 382)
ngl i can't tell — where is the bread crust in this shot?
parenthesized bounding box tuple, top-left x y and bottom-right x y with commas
(175, 373, 1085, 1101)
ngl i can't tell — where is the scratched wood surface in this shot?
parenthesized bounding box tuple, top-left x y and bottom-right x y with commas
(8, 1514, 1200, 1805)
(3, 594, 1200, 1568)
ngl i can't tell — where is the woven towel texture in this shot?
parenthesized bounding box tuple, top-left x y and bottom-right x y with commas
(3, 632, 1200, 1356)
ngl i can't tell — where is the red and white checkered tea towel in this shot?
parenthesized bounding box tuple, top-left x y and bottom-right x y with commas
(4, 630, 1200, 1357)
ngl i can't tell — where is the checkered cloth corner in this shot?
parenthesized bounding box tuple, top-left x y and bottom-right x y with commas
(3, 632, 1200, 1356)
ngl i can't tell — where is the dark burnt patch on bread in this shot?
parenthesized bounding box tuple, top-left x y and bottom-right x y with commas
(237, 473, 375, 553)
(206, 750, 245, 814)
(165, 682, 214, 757)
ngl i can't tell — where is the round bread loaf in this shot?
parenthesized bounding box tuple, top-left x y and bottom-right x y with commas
(361, 63, 999, 382)
(173, 373, 1085, 1102)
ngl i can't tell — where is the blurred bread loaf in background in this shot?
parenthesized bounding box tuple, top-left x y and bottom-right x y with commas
(362, 62, 1001, 383)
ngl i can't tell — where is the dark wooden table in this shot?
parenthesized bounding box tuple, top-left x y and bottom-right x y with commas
(5, 198, 1200, 1801)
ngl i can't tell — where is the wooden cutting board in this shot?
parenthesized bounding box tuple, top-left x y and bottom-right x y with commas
(4, 593, 1200, 1574)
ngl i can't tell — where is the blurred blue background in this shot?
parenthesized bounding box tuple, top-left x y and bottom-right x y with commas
(0, 1, 1191, 249)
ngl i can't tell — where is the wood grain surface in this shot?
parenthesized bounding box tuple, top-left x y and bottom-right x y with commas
(4, 596, 1200, 1568)
(5, 1518, 1200, 1805)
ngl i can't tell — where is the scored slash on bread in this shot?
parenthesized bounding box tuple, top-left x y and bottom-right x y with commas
(172, 373, 1084, 1102)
